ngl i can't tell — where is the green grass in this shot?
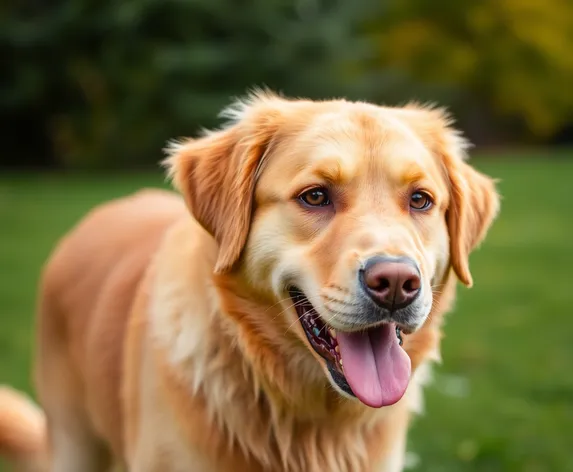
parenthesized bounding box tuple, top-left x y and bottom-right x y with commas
(1, 156, 572, 471)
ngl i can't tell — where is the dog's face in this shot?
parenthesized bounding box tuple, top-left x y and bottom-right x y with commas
(168, 92, 499, 408)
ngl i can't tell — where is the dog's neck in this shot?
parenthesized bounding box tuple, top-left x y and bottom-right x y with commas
(151, 268, 392, 471)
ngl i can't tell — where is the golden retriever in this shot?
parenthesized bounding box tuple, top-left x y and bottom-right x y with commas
(0, 91, 499, 472)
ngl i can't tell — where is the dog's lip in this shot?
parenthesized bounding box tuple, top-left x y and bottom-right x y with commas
(288, 287, 343, 373)
(328, 319, 409, 336)
(287, 286, 404, 367)
(288, 286, 407, 338)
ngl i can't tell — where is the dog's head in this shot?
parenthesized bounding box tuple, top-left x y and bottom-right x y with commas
(166, 91, 499, 408)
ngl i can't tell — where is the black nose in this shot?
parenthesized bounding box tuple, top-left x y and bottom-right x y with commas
(360, 256, 421, 310)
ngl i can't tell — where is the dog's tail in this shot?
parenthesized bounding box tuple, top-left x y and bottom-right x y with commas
(0, 386, 47, 472)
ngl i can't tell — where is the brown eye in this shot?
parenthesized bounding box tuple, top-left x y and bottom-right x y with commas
(410, 191, 433, 211)
(299, 188, 331, 207)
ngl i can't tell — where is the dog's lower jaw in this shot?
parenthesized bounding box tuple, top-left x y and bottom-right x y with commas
(327, 364, 356, 399)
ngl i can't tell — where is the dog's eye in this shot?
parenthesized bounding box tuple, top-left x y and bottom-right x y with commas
(410, 191, 433, 211)
(299, 188, 331, 207)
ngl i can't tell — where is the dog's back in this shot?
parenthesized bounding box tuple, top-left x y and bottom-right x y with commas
(1, 189, 186, 471)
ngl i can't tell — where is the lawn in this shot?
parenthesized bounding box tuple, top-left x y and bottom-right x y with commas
(1, 155, 572, 471)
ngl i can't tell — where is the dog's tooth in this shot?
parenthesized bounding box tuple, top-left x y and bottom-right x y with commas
(329, 328, 336, 339)
(335, 345, 340, 354)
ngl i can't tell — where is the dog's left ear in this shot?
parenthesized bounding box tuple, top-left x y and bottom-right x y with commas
(437, 125, 500, 287)
(164, 92, 285, 273)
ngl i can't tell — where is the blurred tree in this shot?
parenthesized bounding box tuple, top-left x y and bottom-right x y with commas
(1, 0, 572, 169)
(367, 0, 573, 144)
(1, 0, 380, 168)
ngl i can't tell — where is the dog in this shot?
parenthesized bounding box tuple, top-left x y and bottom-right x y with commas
(0, 91, 499, 471)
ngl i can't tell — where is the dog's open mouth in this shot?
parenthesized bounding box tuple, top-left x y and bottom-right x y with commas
(289, 288, 411, 408)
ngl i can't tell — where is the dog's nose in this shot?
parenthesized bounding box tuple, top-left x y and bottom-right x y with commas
(360, 257, 421, 310)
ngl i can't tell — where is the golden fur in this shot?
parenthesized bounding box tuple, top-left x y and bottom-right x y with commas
(0, 92, 499, 472)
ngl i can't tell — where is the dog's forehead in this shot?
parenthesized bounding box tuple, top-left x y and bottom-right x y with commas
(269, 106, 439, 183)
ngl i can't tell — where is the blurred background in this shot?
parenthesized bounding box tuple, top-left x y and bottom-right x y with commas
(1, 0, 572, 471)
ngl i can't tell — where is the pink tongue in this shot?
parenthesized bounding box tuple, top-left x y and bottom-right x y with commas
(336, 324, 411, 408)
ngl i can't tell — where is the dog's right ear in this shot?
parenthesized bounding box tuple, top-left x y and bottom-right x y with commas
(164, 92, 286, 274)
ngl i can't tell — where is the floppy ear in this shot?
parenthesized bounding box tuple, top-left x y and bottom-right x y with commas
(164, 93, 285, 273)
(396, 104, 500, 286)
(439, 131, 500, 287)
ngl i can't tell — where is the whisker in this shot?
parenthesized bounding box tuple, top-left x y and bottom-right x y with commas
(281, 293, 348, 334)
(272, 294, 325, 324)
(322, 294, 359, 307)
(263, 296, 299, 314)
(322, 302, 357, 317)
(284, 310, 308, 333)
(274, 291, 358, 326)
(318, 310, 342, 336)
(283, 298, 328, 333)
(272, 299, 310, 323)
(324, 283, 350, 291)
(431, 283, 446, 290)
